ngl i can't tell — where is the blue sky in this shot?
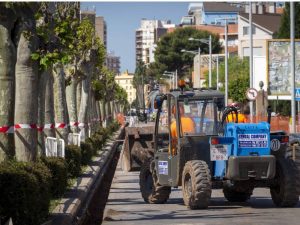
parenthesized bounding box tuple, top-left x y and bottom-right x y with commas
(81, 2, 189, 73)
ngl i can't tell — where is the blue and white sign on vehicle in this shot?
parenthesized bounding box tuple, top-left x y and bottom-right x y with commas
(295, 88, 300, 101)
(210, 145, 228, 161)
(238, 133, 268, 148)
(158, 161, 168, 175)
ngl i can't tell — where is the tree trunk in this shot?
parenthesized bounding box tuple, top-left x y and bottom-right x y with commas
(14, 8, 39, 162)
(137, 84, 144, 109)
(78, 75, 91, 138)
(0, 6, 16, 161)
(106, 101, 112, 125)
(96, 101, 102, 127)
(100, 101, 106, 127)
(111, 101, 115, 120)
(44, 71, 55, 138)
(77, 81, 82, 118)
(66, 78, 79, 133)
(37, 70, 49, 156)
(53, 63, 69, 142)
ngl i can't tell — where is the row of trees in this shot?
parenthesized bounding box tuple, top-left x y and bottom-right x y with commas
(0, 2, 128, 162)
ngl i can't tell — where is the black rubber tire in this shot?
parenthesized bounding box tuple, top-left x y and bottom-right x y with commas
(286, 145, 300, 171)
(285, 145, 300, 194)
(139, 161, 171, 204)
(182, 160, 212, 209)
(270, 157, 299, 207)
(223, 181, 253, 202)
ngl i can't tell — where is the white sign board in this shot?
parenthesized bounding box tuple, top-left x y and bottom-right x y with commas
(246, 88, 258, 101)
(210, 145, 228, 161)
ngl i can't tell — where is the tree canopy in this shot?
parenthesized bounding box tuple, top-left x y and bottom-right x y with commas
(276, 2, 300, 38)
(154, 27, 222, 78)
(205, 56, 250, 103)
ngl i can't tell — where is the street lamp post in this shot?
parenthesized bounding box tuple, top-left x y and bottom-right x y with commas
(225, 20, 228, 106)
(291, 1, 296, 133)
(216, 55, 219, 90)
(215, 17, 236, 106)
(189, 36, 212, 87)
(181, 49, 201, 88)
(249, 2, 254, 123)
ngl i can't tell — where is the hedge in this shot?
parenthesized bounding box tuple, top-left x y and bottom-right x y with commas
(80, 142, 93, 165)
(65, 145, 82, 178)
(0, 121, 121, 225)
(41, 157, 68, 197)
(0, 161, 51, 225)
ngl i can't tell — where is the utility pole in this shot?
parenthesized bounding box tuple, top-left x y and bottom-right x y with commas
(249, 2, 254, 123)
(217, 55, 219, 90)
(209, 35, 212, 88)
(291, 1, 296, 133)
(225, 20, 228, 106)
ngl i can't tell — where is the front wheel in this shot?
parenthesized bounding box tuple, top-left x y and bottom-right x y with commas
(270, 157, 299, 207)
(139, 161, 171, 204)
(182, 160, 212, 209)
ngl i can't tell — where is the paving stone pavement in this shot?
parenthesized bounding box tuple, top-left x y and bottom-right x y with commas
(103, 160, 300, 225)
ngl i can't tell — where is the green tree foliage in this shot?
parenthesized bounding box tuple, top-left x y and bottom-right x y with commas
(276, 2, 300, 38)
(154, 27, 222, 78)
(133, 61, 147, 88)
(33, 2, 80, 70)
(205, 56, 249, 103)
(133, 61, 147, 108)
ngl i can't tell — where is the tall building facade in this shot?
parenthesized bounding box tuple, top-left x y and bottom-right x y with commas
(135, 19, 175, 66)
(80, 7, 96, 25)
(95, 16, 107, 50)
(106, 52, 121, 75)
(115, 71, 136, 104)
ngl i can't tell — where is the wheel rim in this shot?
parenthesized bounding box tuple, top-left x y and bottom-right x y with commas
(184, 173, 192, 199)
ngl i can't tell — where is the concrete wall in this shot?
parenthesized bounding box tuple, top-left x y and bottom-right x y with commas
(238, 16, 272, 57)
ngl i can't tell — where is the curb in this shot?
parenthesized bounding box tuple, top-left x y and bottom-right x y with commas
(42, 126, 126, 225)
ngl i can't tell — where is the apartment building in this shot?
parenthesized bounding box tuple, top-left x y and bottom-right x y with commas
(238, 3, 282, 57)
(135, 19, 175, 65)
(181, 2, 243, 26)
(106, 52, 121, 75)
(115, 71, 136, 104)
(95, 16, 107, 50)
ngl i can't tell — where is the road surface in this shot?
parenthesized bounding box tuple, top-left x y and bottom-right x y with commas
(103, 162, 300, 225)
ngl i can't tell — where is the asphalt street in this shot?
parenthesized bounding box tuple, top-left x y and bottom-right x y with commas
(103, 161, 300, 225)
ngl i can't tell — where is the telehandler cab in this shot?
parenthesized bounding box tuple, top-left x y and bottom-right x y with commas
(139, 82, 299, 209)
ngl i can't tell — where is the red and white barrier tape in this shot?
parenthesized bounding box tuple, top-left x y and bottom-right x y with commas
(0, 119, 101, 133)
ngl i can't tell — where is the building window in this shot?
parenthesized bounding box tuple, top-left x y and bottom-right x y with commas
(243, 26, 256, 35)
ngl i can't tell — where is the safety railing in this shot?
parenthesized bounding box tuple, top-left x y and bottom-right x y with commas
(45, 137, 65, 157)
(68, 133, 81, 146)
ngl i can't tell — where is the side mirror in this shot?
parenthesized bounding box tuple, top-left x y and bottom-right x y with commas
(154, 95, 166, 109)
(215, 98, 225, 111)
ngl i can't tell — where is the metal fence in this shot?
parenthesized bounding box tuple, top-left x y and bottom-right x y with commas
(68, 133, 81, 146)
(245, 115, 299, 133)
(45, 137, 65, 157)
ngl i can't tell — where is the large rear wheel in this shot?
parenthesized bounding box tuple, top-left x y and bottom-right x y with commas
(182, 160, 211, 209)
(139, 161, 171, 204)
(270, 157, 299, 207)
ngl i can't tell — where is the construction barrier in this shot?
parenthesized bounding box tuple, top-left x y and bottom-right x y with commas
(45, 137, 65, 157)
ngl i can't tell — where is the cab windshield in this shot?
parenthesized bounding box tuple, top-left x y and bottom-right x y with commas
(178, 99, 218, 136)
